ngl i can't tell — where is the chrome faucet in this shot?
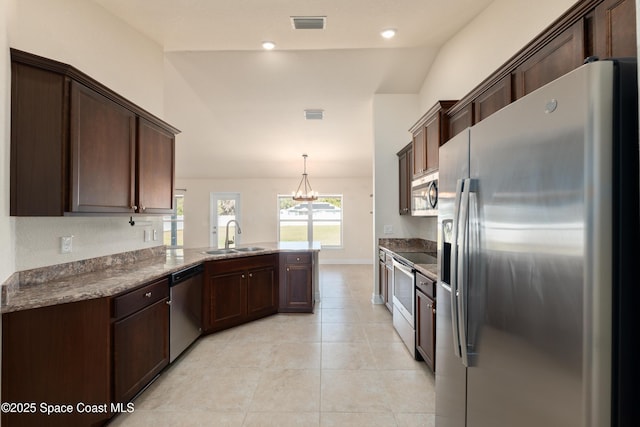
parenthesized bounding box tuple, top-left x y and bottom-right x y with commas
(224, 219, 242, 249)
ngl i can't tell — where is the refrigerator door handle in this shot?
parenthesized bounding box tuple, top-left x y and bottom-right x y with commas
(457, 178, 476, 367)
(450, 178, 464, 358)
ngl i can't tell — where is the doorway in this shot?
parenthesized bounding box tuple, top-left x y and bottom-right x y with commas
(210, 192, 241, 248)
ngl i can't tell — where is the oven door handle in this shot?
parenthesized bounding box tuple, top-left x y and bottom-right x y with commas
(392, 258, 413, 277)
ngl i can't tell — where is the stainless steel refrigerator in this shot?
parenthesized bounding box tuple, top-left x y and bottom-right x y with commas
(436, 59, 639, 427)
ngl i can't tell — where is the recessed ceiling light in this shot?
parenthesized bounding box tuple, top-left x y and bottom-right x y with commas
(262, 41, 276, 50)
(381, 29, 396, 39)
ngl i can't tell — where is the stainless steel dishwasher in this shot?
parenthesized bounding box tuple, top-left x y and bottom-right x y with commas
(169, 263, 204, 363)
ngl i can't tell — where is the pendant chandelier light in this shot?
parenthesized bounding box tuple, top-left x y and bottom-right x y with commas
(292, 154, 318, 201)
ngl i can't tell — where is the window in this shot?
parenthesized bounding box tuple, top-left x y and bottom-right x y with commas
(278, 195, 342, 247)
(210, 192, 241, 248)
(163, 193, 184, 248)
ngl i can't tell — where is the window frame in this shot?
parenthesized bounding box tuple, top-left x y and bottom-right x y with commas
(163, 193, 184, 249)
(277, 194, 343, 248)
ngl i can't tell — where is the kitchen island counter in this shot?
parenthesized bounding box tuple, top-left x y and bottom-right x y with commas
(1, 242, 321, 313)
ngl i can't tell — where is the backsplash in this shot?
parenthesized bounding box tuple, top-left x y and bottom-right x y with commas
(1, 246, 166, 306)
(15, 216, 164, 271)
(378, 238, 436, 253)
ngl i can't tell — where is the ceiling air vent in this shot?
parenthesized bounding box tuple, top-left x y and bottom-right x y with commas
(291, 16, 326, 30)
(304, 109, 324, 120)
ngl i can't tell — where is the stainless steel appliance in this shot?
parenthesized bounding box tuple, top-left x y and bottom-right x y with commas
(411, 171, 438, 216)
(392, 257, 415, 357)
(392, 252, 438, 358)
(436, 59, 639, 427)
(169, 264, 204, 363)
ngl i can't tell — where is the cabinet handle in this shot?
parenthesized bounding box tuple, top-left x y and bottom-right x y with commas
(131, 205, 138, 211)
(141, 206, 146, 211)
(249, 273, 253, 278)
(296, 257, 300, 261)
(242, 274, 246, 279)
(166, 300, 171, 305)
(286, 268, 290, 272)
(144, 292, 152, 298)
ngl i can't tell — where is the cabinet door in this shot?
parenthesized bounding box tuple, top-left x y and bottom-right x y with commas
(247, 266, 278, 319)
(398, 144, 411, 215)
(137, 118, 175, 214)
(424, 114, 441, 173)
(206, 271, 247, 332)
(279, 253, 313, 312)
(412, 127, 426, 178)
(70, 81, 136, 213)
(448, 103, 473, 141)
(281, 264, 313, 311)
(594, 0, 637, 58)
(513, 20, 585, 99)
(379, 259, 388, 306)
(416, 290, 435, 371)
(385, 263, 393, 312)
(473, 74, 513, 124)
(113, 298, 169, 404)
(10, 63, 68, 216)
(2, 298, 111, 427)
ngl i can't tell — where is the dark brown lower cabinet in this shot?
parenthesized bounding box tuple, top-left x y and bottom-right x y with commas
(415, 271, 436, 371)
(204, 254, 278, 332)
(1, 298, 111, 427)
(112, 278, 170, 405)
(279, 252, 314, 313)
(416, 289, 436, 371)
(247, 266, 278, 320)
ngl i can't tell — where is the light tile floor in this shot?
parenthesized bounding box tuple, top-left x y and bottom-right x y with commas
(108, 264, 436, 426)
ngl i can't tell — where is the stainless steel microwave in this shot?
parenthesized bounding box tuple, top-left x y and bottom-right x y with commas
(411, 171, 438, 216)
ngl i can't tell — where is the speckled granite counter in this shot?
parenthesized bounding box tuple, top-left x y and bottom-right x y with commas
(1, 242, 321, 314)
(378, 238, 437, 280)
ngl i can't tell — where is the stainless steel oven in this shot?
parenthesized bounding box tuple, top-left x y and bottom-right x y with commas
(411, 171, 438, 216)
(392, 258, 415, 357)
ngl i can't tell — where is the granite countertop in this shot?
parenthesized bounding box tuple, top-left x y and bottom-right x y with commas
(2, 242, 321, 314)
(378, 238, 438, 281)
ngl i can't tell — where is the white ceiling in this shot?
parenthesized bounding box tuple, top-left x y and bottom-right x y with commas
(92, 0, 494, 179)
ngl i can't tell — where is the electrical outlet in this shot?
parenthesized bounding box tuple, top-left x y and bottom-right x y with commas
(60, 236, 73, 253)
(383, 225, 393, 234)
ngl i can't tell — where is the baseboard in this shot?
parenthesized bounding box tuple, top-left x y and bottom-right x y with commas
(318, 259, 373, 265)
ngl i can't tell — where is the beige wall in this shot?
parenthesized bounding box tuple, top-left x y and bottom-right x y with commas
(417, 0, 578, 113)
(1, 0, 15, 283)
(177, 177, 373, 264)
(370, 0, 588, 300)
(6, 0, 168, 271)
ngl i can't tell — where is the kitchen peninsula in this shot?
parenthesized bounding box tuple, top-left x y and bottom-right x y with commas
(1, 242, 320, 427)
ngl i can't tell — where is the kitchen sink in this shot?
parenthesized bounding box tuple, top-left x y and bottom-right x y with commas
(234, 247, 265, 252)
(205, 249, 237, 255)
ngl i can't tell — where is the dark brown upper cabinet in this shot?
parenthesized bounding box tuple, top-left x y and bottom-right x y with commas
(443, 0, 636, 142)
(10, 49, 179, 216)
(593, 0, 637, 58)
(397, 143, 412, 215)
(410, 101, 456, 178)
(513, 20, 586, 100)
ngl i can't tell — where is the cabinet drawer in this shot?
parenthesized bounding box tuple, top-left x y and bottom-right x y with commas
(284, 253, 311, 264)
(113, 278, 169, 319)
(415, 272, 435, 299)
